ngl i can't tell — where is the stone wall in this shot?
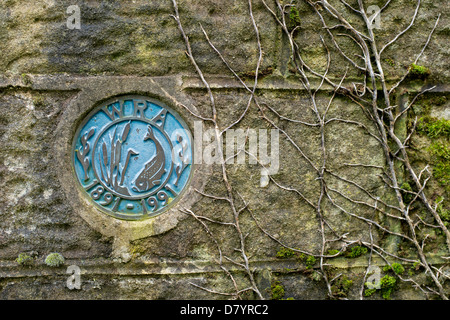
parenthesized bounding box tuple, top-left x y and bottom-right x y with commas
(0, 0, 449, 300)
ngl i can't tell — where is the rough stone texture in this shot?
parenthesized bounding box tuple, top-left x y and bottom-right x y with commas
(0, 0, 449, 300)
(0, 0, 278, 76)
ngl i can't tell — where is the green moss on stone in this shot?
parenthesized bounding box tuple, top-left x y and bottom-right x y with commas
(44, 252, 65, 267)
(427, 142, 450, 190)
(418, 117, 450, 138)
(391, 263, 405, 275)
(429, 142, 450, 159)
(409, 63, 430, 78)
(342, 278, 353, 290)
(331, 275, 353, 298)
(305, 255, 316, 269)
(276, 247, 295, 259)
(16, 253, 33, 266)
(271, 281, 285, 300)
(297, 252, 306, 261)
(436, 197, 450, 226)
(364, 288, 377, 297)
(345, 245, 368, 258)
(400, 182, 413, 203)
(434, 162, 450, 189)
(365, 267, 399, 299)
(416, 118, 450, 190)
(380, 275, 396, 300)
(288, 5, 301, 31)
(326, 249, 341, 256)
(384, 58, 396, 67)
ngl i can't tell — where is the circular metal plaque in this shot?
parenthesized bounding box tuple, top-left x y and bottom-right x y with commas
(72, 95, 193, 220)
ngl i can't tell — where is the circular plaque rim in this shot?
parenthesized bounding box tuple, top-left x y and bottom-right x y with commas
(71, 94, 195, 221)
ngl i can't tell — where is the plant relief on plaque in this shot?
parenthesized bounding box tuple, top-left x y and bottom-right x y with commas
(72, 95, 193, 220)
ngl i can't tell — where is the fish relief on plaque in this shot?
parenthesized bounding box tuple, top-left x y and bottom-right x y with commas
(72, 96, 193, 220)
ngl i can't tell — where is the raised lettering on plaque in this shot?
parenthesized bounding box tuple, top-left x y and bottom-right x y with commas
(72, 95, 193, 220)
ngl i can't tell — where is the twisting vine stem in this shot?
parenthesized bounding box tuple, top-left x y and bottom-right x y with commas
(171, 0, 264, 299)
(171, 0, 449, 300)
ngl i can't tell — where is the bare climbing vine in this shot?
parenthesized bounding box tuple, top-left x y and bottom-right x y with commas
(171, 0, 449, 300)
